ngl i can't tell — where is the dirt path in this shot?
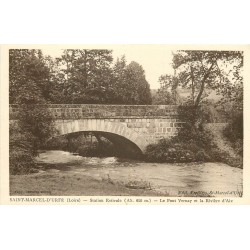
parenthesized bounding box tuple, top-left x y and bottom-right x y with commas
(205, 123, 237, 158)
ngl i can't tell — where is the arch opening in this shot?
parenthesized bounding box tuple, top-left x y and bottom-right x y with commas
(52, 119, 148, 154)
(46, 131, 144, 159)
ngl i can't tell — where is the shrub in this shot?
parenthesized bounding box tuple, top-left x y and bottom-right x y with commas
(145, 104, 217, 163)
(195, 150, 211, 162)
(10, 105, 54, 175)
(223, 110, 243, 156)
(208, 148, 243, 168)
(146, 139, 201, 163)
(234, 139, 243, 156)
(175, 105, 215, 149)
(9, 122, 36, 175)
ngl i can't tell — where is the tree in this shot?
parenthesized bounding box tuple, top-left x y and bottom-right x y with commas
(44, 52, 152, 105)
(152, 88, 176, 105)
(42, 55, 66, 103)
(10, 49, 51, 104)
(55, 49, 114, 103)
(155, 74, 181, 104)
(112, 58, 152, 104)
(111, 55, 128, 103)
(171, 50, 243, 107)
(9, 49, 54, 174)
(125, 61, 152, 104)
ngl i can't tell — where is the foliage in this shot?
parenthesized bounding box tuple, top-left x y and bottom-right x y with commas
(50, 49, 114, 103)
(9, 49, 51, 104)
(156, 74, 182, 104)
(145, 138, 212, 163)
(177, 105, 213, 140)
(169, 50, 243, 106)
(9, 122, 36, 174)
(18, 106, 54, 151)
(147, 50, 243, 166)
(124, 61, 152, 104)
(111, 57, 152, 104)
(48, 52, 152, 105)
(9, 49, 54, 174)
(145, 103, 243, 167)
(152, 87, 176, 105)
(145, 104, 215, 163)
(223, 110, 243, 156)
(199, 100, 228, 123)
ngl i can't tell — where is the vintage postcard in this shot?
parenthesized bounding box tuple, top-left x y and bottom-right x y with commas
(0, 44, 249, 205)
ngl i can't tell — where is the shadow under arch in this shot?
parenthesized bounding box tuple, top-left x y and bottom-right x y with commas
(53, 119, 148, 154)
(48, 130, 144, 159)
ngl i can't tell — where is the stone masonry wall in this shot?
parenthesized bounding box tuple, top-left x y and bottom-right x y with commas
(9, 104, 178, 120)
(112, 118, 180, 143)
(9, 104, 181, 145)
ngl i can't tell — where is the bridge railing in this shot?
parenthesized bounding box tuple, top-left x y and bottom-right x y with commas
(9, 104, 179, 120)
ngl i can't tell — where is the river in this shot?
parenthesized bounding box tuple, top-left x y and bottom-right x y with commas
(36, 150, 243, 197)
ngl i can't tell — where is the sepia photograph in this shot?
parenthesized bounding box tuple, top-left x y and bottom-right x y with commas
(6, 45, 244, 199)
(1, 1, 250, 250)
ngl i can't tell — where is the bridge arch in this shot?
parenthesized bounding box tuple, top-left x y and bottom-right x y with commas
(53, 119, 149, 153)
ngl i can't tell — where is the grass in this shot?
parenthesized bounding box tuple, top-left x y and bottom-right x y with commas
(9, 171, 162, 196)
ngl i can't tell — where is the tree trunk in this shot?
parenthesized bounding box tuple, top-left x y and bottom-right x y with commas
(83, 50, 88, 88)
(190, 66, 195, 105)
(194, 62, 215, 106)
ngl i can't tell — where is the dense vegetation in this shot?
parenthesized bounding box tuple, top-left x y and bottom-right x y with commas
(44, 51, 151, 104)
(223, 108, 243, 156)
(9, 50, 54, 174)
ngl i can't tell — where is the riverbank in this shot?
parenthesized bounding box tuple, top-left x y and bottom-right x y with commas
(205, 123, 243, 168)
(145, 123, 243, 169)
(10, 171, 162, 196)
(9, 151, 243, 197)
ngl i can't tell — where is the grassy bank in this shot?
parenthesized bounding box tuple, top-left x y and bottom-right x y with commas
(144, 123, 243, 169)
(10, 171, 161, 196)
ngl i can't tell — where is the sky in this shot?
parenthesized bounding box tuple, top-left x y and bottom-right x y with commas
(42, 46, 175, 89)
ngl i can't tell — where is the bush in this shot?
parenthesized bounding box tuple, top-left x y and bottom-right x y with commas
(9, 122, 36, 175)
(195, 150, 211, 162)
(145, 104, 217, 163)
(208, 148, 243, 168)
(145, 139, 212, 163)
(9, 150, 36, 175)
(175, 105, 215, 149)
(45, 135, 69, 151)
(224, 111, 243, 140)
(234, 139, 243, 156)
(223, 110, 243, 156)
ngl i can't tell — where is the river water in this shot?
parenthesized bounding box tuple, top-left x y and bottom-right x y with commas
(36, 150, 243, 197)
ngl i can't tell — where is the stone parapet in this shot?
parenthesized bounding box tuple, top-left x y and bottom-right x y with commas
(9, 104, 179, 120)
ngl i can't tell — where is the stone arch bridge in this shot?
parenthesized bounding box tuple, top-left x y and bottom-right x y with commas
(10, 104, 181, 156)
